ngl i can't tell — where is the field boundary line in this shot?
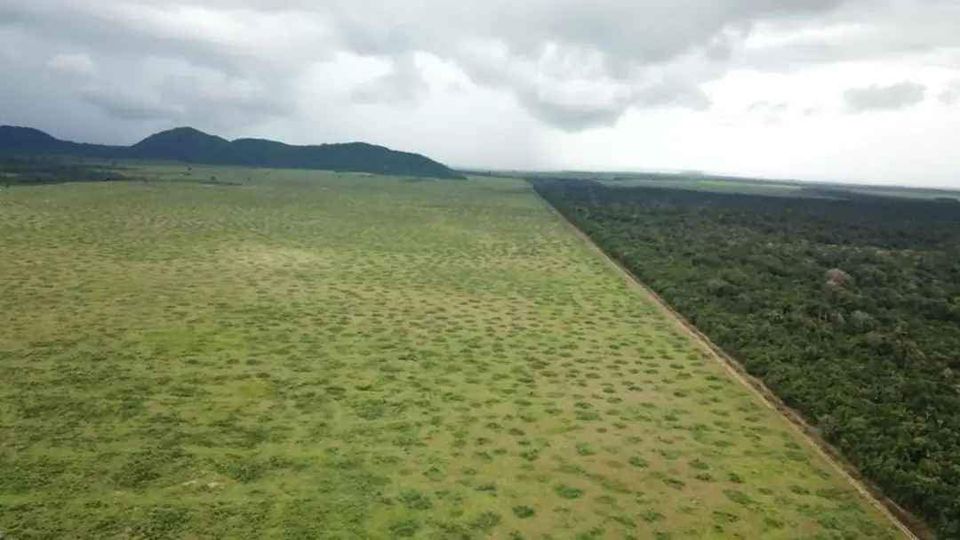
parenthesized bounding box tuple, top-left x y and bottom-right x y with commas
(530, 187, 925, 540)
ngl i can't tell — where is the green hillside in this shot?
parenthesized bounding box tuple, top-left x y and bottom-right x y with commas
(0, 126, 462, 179)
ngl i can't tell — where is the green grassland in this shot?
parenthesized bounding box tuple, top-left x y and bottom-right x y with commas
(1, 165, 900, 538)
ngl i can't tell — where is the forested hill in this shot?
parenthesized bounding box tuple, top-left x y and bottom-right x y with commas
(0, 126, 463, 179)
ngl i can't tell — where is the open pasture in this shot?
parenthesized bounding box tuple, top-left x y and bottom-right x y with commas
(0, 166, 899, 538)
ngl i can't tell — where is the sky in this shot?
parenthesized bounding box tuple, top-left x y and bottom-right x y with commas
(1, 0, 958, 187)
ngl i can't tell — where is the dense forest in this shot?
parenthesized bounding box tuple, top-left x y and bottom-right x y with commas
(533, 178, 960, 538)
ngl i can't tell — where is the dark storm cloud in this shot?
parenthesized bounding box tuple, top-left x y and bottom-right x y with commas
(844, 82, 927, 113)
(0, 0, 953, 137)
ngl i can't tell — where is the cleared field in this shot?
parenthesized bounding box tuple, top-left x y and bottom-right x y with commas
(1, 166, 900, 538)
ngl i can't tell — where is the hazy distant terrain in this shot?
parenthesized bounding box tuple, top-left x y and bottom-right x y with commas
(496, 169, 960, 201)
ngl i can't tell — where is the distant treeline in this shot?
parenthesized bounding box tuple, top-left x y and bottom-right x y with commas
(533, 178, 960, 538)
(0, 157, 125, 186)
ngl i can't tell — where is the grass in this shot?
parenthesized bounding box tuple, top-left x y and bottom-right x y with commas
(0, 164, 900, 538)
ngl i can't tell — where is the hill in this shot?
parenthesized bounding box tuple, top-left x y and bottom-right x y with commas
(0, 125, 463, 179)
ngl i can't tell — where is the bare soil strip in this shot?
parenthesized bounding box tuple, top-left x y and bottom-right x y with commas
(533, 189, 926, 540)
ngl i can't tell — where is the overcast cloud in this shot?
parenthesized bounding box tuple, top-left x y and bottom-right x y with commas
(1, 0, 959, 186)
(844, 81, 927, 112)
(940, 81, 960, 105)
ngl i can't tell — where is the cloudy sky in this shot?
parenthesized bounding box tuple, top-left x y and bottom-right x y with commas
(1, 0, 958, 187)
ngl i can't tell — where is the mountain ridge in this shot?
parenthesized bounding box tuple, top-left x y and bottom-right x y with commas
(0, 125, 463, 179)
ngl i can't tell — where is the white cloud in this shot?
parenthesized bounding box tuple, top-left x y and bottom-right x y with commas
(844, 81, 927, 112)
(940, 81, 960, 105)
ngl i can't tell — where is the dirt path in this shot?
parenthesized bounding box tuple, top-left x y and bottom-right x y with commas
(532, 189, 925, 540)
